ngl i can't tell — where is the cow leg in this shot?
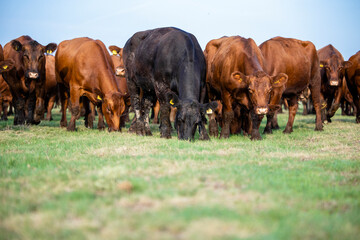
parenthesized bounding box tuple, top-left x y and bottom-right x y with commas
(302, 99, 308, 115)
(13, 97, 26, 125)
(67, 88, 80, 131)
(250, 111, 263, 140)
(83, 99, 94, 129)
(141, 95, 153, 136)
(45, 94, 56, 121)
(152, 100, 160, 124)
(283, 95, 298, 134)
(159, 101, 171, 138)
(220, 92, 233, 139)
(96, 104, 105, 130)
(33, 97, 45, 124)
(327, 90, 341, 123)
(0, 101, 3, 121)
(208, 112, 219, 137)
(309, 79, 324, 131)
(58, 83, 68, 127)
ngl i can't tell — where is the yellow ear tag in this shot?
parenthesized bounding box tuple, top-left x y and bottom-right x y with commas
(97, 95, 102, 101)
(169, 99, 174, 105)
(206, 108, 213, 114)
(3, 65, 8, 70)
(112, 50, 118, 55)
(274, 80, 280, 84)
(320, 64, 324, 67)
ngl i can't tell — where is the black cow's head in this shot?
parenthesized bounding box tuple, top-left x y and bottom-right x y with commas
(167, 92, 217, 141)
(320, 59, 352, 87)
(11, 40, 57, 83)
(231, 71, 288, 115)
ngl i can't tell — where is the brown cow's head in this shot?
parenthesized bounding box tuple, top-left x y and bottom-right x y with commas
(109, 45, 125, 77)
(101, 92, 126, 132)
(11, 40, 57, 84)
(320, 58, 352, 87)
(231, 71, 288, 115)
(167, 92, 217, 141)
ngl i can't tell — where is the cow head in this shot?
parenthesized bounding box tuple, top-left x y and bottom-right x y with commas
(109, 45, 125, 77)
(0, 59, 15, 73)
(101, 92, 126, 132)
(320, 59, 352, 87)
(11, 40, 57, 83)
(167, 92, 217, 141)
(231, 71, 288, 115)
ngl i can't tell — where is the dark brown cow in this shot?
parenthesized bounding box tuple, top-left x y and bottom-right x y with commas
(343, 51, 360, 123)
(43, 54, 57, 121)
(108, 45, 131, 127)
(205, 36, 288, 140)
(260, 37, 323, 133)
(318, 44, 352, 122)
(2, 36, 57, 125)
(55, 37, 125, 131)
(0, 53, 15, 120)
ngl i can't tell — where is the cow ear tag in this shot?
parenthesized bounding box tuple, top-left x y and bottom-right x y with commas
(3, 65, 8, 70)
(206, 108, 213, 114)
(169, 99, 174, 105)
(274, 80, 280, 84)
(320, 64, 324, 68)
(233, 73, 242, 82)
(97, 95, 102, 101)
(112, 50, 118, 55)
(47, 50, 52, 54)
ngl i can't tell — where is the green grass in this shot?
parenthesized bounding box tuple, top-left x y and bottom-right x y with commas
(0, 107, 359, 240)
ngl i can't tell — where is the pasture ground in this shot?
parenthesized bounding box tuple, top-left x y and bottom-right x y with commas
(0, 107, 359, 240)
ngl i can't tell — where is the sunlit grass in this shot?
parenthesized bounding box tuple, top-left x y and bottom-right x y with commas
(0, 107, 359, 240)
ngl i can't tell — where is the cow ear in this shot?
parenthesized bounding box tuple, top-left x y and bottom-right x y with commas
(11, 40, 22, 52)
(109, 45, 121, 55)
(166, 92, 180, 107)
(341, 61, 352, 69)
(0, 59, 15, 73)
(231, 71, 248, 88)
(201, 101, 218, 114)
(271, 73, 288, 88)
(319, 60, 328, 68)
(44, 43, 57, 55)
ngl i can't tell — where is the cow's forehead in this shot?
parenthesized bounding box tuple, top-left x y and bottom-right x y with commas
(23, 41, 43, 53)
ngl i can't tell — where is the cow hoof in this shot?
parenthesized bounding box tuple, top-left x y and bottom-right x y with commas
(145, 130, 153, 136)
(315, 125, 324, 131)
(272, 124, 280, 130)
(160, 133, 171, 139)
(60, 121, 67, 128)
(220, 133, 230, 139)
(356, 117, 360, 124)
(251, 135, 262, 141)
(283, 129, 293, 134)
(263, 127, 272, 134)
(199, 134, 210, 141)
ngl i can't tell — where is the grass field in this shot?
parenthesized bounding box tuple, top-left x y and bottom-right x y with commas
(0, 107, 359, 240)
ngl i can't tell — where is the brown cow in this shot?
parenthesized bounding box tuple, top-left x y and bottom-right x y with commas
(318, 44, 352, 122)
(42, 54, 58, 121)
(0, 56, 15, 120)
(108, 45, 131, 127)
(343, 51, 360, 123)
(55, 37, 125, 131)
(260, 37, 323, 134)
(2, 36, 57, 125)
(205, 36, 288, 140)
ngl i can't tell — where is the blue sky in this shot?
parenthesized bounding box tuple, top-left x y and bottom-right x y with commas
(1, 0, 359, 59)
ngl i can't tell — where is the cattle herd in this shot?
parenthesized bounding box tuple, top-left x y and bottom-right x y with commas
(0, 27, 359, 141)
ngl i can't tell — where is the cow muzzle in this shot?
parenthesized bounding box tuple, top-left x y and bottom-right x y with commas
(255, 107, 269, 115)
(115, 67, 125, 77)
(26, 71, 39, 79)
(329, 80, 339, 86)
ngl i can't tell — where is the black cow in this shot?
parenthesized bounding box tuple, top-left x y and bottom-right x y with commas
(123, 27, 217, 141)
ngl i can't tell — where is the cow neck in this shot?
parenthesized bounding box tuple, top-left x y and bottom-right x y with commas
(98, 70, 119, 96)
(177, 73, 201, 103)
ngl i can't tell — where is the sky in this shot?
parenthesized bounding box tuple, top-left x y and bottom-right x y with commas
(1, 0, 359, 59)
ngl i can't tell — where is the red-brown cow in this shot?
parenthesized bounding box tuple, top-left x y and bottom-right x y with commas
(343, 51, 360, 123)
(55, 37, 125, 131)
(205, 36, 288, 140)
(318, 44, 352, 122)
(259, 37, 323, 133)
(108, 45, 131, 127)
(42, 54, 58, 121)
(2, 36, 57, 125)
(0, 46, 15, 120)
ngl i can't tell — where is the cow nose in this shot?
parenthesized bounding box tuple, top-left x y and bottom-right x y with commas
(28, 72, 39, 79)
(256, 107, 268, 115)
(116, 67, 125, 76)
(329, 80, 339, 86)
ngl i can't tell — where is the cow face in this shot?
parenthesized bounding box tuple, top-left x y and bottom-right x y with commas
(167, 93, 217, 141)
(231, 71, 288, 115)
(102, 92, 126, 132)
(11, 40, 57, 83)
(320, 60, 352, 87)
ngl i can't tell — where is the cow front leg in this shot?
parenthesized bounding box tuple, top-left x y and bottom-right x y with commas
(67, 88, 80, 131)
(250, 111, 263, 140)
(142, 96, 153, 136)
(58, 84, 68, 128)
(159, 103, 171, 138)
(283, 96, 298, 134)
